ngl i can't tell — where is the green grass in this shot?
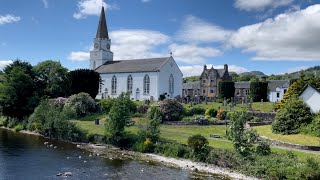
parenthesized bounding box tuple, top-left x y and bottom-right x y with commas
(73, 113, 107, 121)
(183, 101, 275, 112)
(253, 125, 320, 146)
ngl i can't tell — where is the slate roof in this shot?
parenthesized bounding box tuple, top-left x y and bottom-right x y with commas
(96, 7, 109, 39)
(202, 68, 227, 78)
(268, 80, 290, 92)
(183, 81, 200, 90)
(95, 57, 170, 74)
(235, 82, 251, 89)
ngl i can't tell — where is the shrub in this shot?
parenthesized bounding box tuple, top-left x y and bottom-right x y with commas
(194, 115, 209, 125)
(159, 99, 184, 121)
(272, 96, 312, 134)
(216, 109, 226, 120)
(205, 108, 217, 118)
(138, 109, 161, 145)
(191, 107, 206, 115)
(132, 113, 144, 118)
(187, 134, 209, 161)
(148, 105, 162, 120)
(256, 140, 271, 156)
(302, 114, 320, 137)
(206, 149, 242, 169)
(0, 116, 9, 127)
(219, 81, 235, 99)
(154, 142, 190, 158)
(64, 92, 96, 118)
(50, 97, 67, 108)
(99, 98, 116, 114)
(13, 124, 23, 132)
(136, 104, 149, 114)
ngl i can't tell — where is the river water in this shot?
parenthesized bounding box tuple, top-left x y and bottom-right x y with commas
(0, 128, 225, 180)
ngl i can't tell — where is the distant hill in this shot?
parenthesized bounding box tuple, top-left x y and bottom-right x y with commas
(268, 66, 320, 80)
(240, 71, 265, 77)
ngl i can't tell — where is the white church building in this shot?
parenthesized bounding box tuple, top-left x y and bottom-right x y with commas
(90, 7, 183, 101)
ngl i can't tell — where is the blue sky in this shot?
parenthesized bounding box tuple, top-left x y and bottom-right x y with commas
(0, 0, 320, 77)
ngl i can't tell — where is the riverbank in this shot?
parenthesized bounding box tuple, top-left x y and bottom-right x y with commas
(0, 126, 256, 180)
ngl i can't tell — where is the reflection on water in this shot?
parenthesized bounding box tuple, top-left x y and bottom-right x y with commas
(0, 128, 223, 180)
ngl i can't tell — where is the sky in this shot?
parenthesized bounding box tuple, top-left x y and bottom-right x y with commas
(0, 0, 320, 77)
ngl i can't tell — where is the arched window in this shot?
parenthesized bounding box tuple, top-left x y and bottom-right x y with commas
(93, 61, 96, 69)
(143, 74, 150, 95)
(111, 75, 117, 94)
(104, 88, 108, 99)
(169, 74, 174, 94)
(127, 75, 133, 94)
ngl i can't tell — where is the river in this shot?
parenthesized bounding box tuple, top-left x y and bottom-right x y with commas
(0, 128, 226, 180)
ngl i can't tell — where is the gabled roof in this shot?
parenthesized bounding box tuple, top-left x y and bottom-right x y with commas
(95, 57, 170, 74)
(268, 80, 290, 92)
(201, 67, 226, 78)
(183, 81, 200, 90)
(299, 84, 320, 96)
(235, 82, 251, 89)
(96, 7, 109, 39)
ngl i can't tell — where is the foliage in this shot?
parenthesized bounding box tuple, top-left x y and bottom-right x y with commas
(33, 60, 71, 98)
(0, 116, 8, 127)
(138, 109, 161, 143)
(0, 65, 39, 120)
(205, 107, 218, 118)
(303, 114, 320, 137)
(99, 98, 116, 114)
(105, 94, 132, 144)
(183, 76, 200, 83)
(250, 81, 268, 102)
(272, 96, 312, 134)
(256, 140, 271, 156)
(159, 99, 184, 121)
(13, 124, 23, 132)
(159, 94, 166, 101)
(69, 69, 100, 99)
(216, 109, 226, 120)
(3, 59, 35, 77)
(147, 105, 162, 120)
(194, 115, 209, 125)
(136, 104, 149, 114)
(218, 81, 235, 99)
(228, 111, 258, 156)
(154, 142, 191, 158)
(64, 93, 96, 118)
(187, 134, 209, 161)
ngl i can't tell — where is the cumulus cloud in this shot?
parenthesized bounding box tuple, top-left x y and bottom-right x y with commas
(42, 0, 49, 8)
(234, 0, 294, 11)
(176, 15, 233, 43)
(0, 60, 13, 70)
(68, 51, 90, 61)
(73, 0, 117, 19)
(180, 64, 248, 77)
(229, 4, 320, 61)
(169, 43, 222, 64)
(0, 14, 21, 25)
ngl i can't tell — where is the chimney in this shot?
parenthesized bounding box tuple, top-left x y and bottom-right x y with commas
(261, 76, 267, 82)
(204, 65, 207, 71)
(224, 64, 228, 71)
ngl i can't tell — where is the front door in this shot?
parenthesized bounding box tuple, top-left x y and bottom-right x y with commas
(135, 88, 140, 101)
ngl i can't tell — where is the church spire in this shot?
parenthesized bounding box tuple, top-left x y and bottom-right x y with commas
(96, 6, 109, 39)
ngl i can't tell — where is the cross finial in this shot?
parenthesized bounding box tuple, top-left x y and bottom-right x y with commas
(170, 52, 173, 56)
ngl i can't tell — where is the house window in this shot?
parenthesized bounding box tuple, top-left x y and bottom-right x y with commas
(127, 75, 133, 94)
(210, 89, 214, 93)
(111, 75, 117, 94)
(143, 74, 150, 95)
(169, 74, 174, 94)
(203, 89, 206, 93)
(284, 89, 287, 94)
(277, 92, 280, 98)
(203, 80, 206, 83)
(245, 89, 250, 95)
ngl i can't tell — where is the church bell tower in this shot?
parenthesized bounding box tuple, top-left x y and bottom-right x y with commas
(90, 6, 113, 70)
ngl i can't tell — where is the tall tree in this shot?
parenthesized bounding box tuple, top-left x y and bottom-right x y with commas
(33, 60, 71, 98)
(250, 81, 268, 102)
(218, 81, 235, 99)
(69, 69, 100, 98)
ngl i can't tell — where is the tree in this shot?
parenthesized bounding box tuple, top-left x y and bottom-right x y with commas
(187, 134, 209, 161)
(219, 81, 235, 99)
(0, 66, 39, 119)
(250, 81, 268, 102)
(138, 109, 161, 143)
(69, 69, 100, 98)
(159, 99, 184, 121)
(33, 60, 71, 98)
(272, 96, 312, 134)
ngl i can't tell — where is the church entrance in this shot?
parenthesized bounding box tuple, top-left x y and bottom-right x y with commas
(135, 88, 140, 101)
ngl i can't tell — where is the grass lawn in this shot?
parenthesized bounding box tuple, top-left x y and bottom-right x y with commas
(253, 125, 320, 146)
(161, 125, 228, 139)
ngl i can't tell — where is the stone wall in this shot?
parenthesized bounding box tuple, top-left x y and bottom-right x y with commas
(247, 111, 276, 122)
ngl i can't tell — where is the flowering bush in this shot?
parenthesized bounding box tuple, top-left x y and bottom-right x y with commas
(50, 97, 67, 108)
(159, 99, 184, 121)
(64, 92, 96, 117)
(216, 109, 226, 120)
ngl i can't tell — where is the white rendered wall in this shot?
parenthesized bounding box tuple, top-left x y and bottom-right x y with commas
(158, 57, 183, 99)
(96, 72, 159, 101)
(269, 87, 288, 102)
(300, 87, 320, 113)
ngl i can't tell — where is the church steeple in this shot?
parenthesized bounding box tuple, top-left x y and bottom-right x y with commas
(96, 6, 109, 39)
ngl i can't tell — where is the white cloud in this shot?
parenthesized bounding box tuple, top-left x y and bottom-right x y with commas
(284, 66, 309, 74)
(234, 0, 294, 11)
(0, 14, 21, 25)
(229, 4, 320, 61)
(68, 52, 90, 61)
(180, 64, 248, 77)
(0, 60, 13, 70)
(73, 0, 117, 19)
(169, 43, 222, 64)
(42, 0, 49, 8)
(176, 15, 233, 43)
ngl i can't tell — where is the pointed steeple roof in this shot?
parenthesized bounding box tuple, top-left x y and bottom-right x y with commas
(96, 6, 109, 39)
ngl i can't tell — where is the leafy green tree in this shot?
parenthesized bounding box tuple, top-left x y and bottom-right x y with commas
(105, 93, 131, 142)
(272, 96, 312, 134)
(219, 81, 235, 99)
(138, 109, 161, 143)
(0, 66, 39, 119)
(187, 134, 209, 161)
(250, 81, 268, 102)
(33, 60, 71, 98)
(69, 69, 100, 98)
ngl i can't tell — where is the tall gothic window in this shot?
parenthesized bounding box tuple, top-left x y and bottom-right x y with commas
(127, 75, 133, 94)
(93, 61, 96, 69)
(111, 75, 117, 94)
(169, 74, 174, 94)
(143, 74, 150, 95)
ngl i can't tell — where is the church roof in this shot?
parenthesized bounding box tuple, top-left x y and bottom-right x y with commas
(96, 7, 109, 39)
(95, 57, 170, 74)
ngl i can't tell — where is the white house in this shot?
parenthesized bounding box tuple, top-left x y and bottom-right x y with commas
(90, 7, 183, 101)
(268, 80, 290, 102)
(299, 85, 320, 113)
